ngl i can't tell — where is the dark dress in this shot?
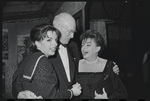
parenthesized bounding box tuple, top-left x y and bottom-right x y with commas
(76, 60, 128, 99)
(12, 52, 60, 99)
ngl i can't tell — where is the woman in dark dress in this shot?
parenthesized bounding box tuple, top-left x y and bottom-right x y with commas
(12, 24, 61, 99)
(76, 30, 128, 99)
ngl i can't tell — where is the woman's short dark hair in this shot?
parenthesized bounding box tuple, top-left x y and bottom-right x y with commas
(29, 23, 61, 53)
(80, 30, 105, 55)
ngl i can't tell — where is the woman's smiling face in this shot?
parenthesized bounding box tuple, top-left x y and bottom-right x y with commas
(81, 38, 100, 59)
(36, 31, 58, 57)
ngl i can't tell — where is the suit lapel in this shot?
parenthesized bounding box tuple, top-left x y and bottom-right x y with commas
(50, 46, 76, 84)
(67, 47, 75, 82)
(51, 51, 69, 84)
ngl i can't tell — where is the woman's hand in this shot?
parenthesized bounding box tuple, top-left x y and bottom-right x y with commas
(17, 90, 43, 99)
(113, 63, 119, 75)
(94, 88, 108, 99)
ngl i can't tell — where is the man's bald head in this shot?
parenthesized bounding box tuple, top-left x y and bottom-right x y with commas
(53, 12, 76, 30)
(52, 12, 76, 45)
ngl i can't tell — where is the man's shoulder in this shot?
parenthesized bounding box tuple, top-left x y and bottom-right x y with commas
(68, 41, 79, 52)
(68, 41, 78, 47)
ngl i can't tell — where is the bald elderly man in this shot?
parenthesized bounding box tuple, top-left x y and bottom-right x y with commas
(13, 12, 119, 99)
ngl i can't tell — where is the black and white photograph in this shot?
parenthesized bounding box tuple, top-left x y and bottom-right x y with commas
(2, 1, 150, 100)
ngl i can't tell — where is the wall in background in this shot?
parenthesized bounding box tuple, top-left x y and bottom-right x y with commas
(55, 2, 86, 16)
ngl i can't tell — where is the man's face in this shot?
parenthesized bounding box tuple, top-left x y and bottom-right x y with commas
(59, 23, 76, 45)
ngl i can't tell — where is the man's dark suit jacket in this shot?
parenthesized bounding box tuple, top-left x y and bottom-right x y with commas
(49, 41, 80, 99)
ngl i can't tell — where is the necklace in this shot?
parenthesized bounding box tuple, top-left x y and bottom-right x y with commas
(84, 57, 99, 64)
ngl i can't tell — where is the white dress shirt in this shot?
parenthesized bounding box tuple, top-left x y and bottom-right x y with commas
(58, 44, 71, 82)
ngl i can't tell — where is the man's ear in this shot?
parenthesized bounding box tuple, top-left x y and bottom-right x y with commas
(55, 24, 61, 31)
(96, 46, 101, 53)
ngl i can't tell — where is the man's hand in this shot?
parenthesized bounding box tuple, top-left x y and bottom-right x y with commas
(17, 90, 43, 99)
(72, 82, 82, 89)
(113, 63, 119, 75)
(71, 82, 82, 96)
(94, 88, 108, 99)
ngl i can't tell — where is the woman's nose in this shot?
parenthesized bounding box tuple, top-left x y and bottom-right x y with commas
(81, 45, 86, 50)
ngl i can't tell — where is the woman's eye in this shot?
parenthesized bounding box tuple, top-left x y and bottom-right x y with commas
(47, 39, 52, 42)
